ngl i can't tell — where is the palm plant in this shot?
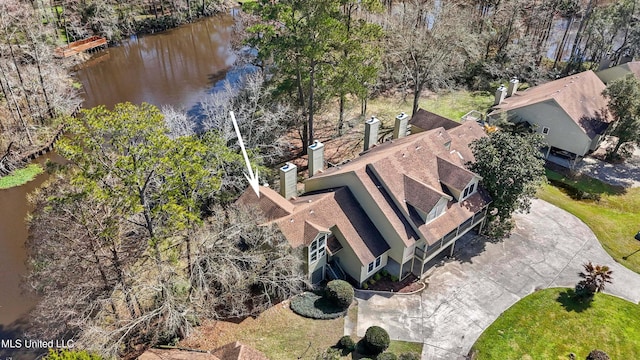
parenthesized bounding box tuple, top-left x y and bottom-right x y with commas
(575, 262, 613, 298)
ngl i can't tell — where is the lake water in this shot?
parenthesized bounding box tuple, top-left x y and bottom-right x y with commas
(75, 14, 238, 112)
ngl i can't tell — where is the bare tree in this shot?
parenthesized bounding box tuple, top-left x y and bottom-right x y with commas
(383, 0, 479, 115)
(183, 73, 294, 165)
(0, 0, 80, 156)
(190, 205, 308, 319)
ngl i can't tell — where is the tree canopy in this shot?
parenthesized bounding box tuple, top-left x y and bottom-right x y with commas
(244, 0, 383, 149)
(602, 74, 640, 158)
(468, 130, 546, 237)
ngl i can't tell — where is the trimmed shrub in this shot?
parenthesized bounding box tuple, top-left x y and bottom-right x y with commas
(290, 292, 347, 319)
(338, 335, 356, 352)
(325, 280, 354, 309)
(586, 349, 610, 360)
(399, 353, 421, 360)
(363, 326, 390, 355)
(376, 353, 397, 360)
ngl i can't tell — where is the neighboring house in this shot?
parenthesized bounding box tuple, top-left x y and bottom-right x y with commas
(238, 121, 491, 286)
(596, 61, 640, 84)
(139, 341, 268, 360)
(409, 108, 461, 134)
(488, 70, 610, 160)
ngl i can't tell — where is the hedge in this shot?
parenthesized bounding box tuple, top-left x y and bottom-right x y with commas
(290, 292, 347, 320)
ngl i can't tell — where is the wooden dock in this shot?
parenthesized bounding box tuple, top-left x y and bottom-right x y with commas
(54, 36, 108, 58)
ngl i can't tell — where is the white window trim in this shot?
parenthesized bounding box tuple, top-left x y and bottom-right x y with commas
(367, 255, 383, 274)
(309, 234, 327, 264)
(462, 182, 477, 200)
(426, 200, 446, 224)
(542, 126, 550, 135)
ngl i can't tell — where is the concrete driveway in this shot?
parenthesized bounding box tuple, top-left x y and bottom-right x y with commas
(354, 200, 640, 360)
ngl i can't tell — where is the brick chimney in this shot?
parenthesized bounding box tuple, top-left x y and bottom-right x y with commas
(279, 162, 297, 199)
(393, 112, 409, 139)
(507, 77, 519, 97)
(494, 85, 507, 105)
(364, 116, 380, 151)
(308, 140, 324, 177)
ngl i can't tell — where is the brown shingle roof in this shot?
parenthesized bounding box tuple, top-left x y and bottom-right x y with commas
(239, 185, 389, 265)
(409, 108, 461, 131)
(239, 122, 490, 257)
(437, 157, 475, 191)
(139, 349, 221, 360)
(416, 190, 490, 244)
(403, 175, 449, 214)
(211, 341, 268, 360)
(491, 70, 609, 139)
(139, 342, 268, 360)
(308, 123, 489, 245)
(280, 187, 389, 264)
(237, 186, 294, 221)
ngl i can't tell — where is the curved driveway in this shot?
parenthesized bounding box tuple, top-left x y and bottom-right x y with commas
(354, 199, 640, 360)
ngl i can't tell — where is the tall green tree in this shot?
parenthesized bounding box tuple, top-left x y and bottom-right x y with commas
(468, 130, 546, 238)
(602, 74, 640, 158)
(245, 0, 343, 150)
(245, 0, 383, 147)
(333, 0, 383, 134)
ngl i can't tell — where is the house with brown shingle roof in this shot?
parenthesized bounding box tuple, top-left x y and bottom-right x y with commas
(139, 341, 268, 360)
(409, 108, 461, 134)
(238, 121, 491, 286)
(489, 70, 610, 160)
(596, 61, 640, 84)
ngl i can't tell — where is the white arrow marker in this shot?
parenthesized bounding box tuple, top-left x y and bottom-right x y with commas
(230, 111, 260, 198)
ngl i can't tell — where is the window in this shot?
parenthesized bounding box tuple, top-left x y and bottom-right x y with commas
(426, 201, 446, 223)
(367, 255, 383, 274)
(309, 234, 327, 264)
(462, 182, 476, 200)
(542, 127, 550, 135)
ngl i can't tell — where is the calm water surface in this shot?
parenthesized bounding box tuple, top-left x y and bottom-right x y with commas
(0, 154, 59, 326)
(76, 14, 237, 110)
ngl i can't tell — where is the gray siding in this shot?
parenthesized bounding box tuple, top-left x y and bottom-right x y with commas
(507, 100, 592, 156)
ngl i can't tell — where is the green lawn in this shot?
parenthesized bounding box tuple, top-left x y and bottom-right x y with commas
(472, 288, 640, 359)
(537, 183, 640, 274)
(365, 90, 494, 124)
(545, 169, 624, 195)
(0, 164, 44, 189)
(185, 302, 422, 359)
(418, 90, 494, 120)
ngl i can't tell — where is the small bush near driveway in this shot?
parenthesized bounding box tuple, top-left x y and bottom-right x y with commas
(290, 292, 347, 319)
